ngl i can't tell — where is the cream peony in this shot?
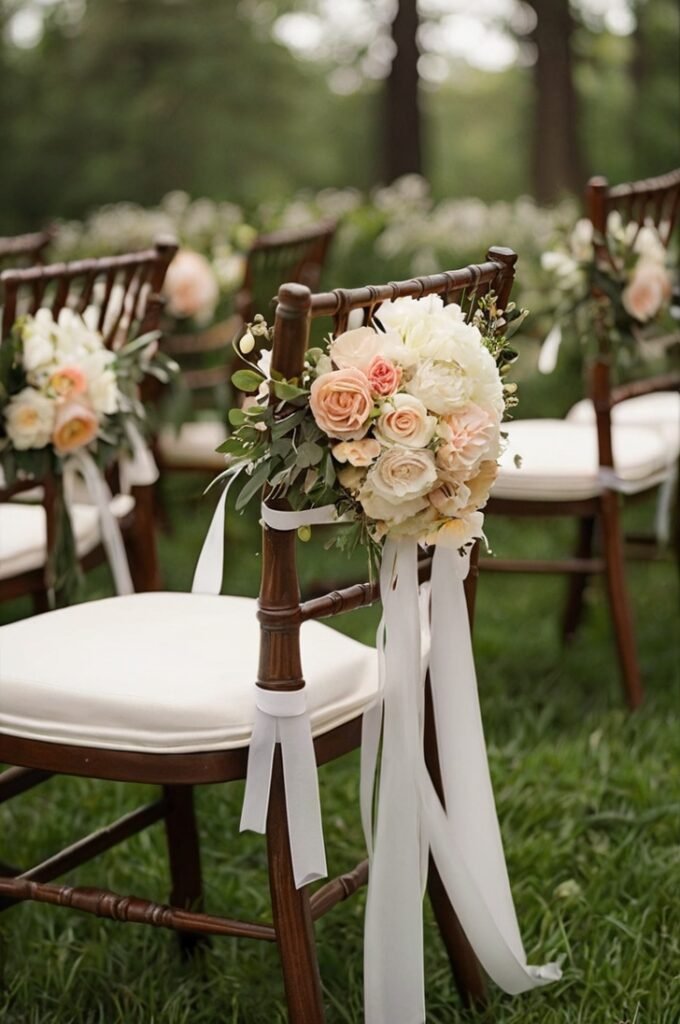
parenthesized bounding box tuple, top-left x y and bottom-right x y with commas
(164, 249, 219, 323)
(376, 393, 436, 448)
(5, 388, 55, 449)
(622, 260, 672, 322)
(366, 445, 437, 502)
(425, 510, 485, 550)
(310, 367, 373, 440)
(22, 309, 57, 375)
(436, 402, 499, 476)
(333, 438, 381, 467)
(405, 359, 471, 415)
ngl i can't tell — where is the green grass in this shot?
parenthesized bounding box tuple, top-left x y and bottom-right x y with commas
(1, 473, 679, 1023)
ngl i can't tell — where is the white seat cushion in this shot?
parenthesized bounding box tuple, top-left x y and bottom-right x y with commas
(493, 419, 672, 501)
(0, 495, 135, 580)
(158, 421, 229, 470)
(0, 592, 378, 753)
(567, 391, 680, 455)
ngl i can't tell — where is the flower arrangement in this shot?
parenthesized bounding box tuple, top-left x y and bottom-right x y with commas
(219, 292, 522, 561)
(540, 213, 677, 369)
(0, 305, 177, 601)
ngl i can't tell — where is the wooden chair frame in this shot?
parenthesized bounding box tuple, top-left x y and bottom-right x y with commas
(481, 169, 680, 710)
(0, 238, 178, 604)
(0, 247, 518, 1022)
(0, 229, 52, 272)
(157, 221, 337, 474)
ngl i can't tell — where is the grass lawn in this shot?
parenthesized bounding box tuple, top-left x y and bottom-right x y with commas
(1, 469, 678, 1023)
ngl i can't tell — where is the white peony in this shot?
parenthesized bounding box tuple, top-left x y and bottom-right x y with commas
(405, 359, 472, 415)
(633, 226, 667, 265)
(22, 309, 57, 376)
(88, 368, 119, 415)
(5, 387, 55, 449)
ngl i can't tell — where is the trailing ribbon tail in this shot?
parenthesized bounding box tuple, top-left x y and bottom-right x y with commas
(71, 449, 134, 596)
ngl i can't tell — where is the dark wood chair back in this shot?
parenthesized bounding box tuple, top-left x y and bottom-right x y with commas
(0, 239, 178, 594)
(164, 221, 337, 403)
(0, 230, 52, 273)
(257, 247, 517, 696)
(584, 171, 680, 471)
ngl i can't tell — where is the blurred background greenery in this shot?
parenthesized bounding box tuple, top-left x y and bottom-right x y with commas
(0, 0, 678, 234)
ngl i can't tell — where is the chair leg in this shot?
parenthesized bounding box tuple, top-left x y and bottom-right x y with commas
(561, 515, 596, 644)
(267, 751, 325, 1024)
(600, 492, 644, 710)
(163, 785, 205, 957)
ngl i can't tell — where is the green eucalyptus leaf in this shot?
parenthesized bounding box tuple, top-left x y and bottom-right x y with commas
(273, 380, 307, 402)
(231, 369, 264, 393)
(235, 460, 274, 511)
(228, 408, 247, 427)
(296, 441, 324, 468)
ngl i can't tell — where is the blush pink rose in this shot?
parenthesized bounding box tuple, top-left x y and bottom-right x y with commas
(310, 367, 373, 440)
(163, 249, 219, 323)
(52, 400, 99, 454)
(436, 402, 498, 477)
(622, 261, 672, 322)
(366, 355, 402, 397)
(49, 366, 87, 400)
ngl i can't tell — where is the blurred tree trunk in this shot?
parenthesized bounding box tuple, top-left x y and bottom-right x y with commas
(384, 0, 423, 182)
(528, 0, 584, 202)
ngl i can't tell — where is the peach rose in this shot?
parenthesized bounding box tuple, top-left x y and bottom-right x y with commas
(330, 327, 383, 370)
(436, 403, 498, 476)
(622, 260, 672, 322)
(366, 355, 402, 396)
(310, 367, 373, 440)
(164, 249, 219, 323)
(52, 400, 98, 454)
(333, 438, 381, 467)
(376, 393, 436, 449)
(49, 366, 87, 400)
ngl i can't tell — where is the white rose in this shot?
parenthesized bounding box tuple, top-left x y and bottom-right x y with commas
(406, 359, 471, 415)
(569, 218, 594, 261)
(541, 251, 579, 278)
(366, 445, 438, 503)
(359, 488, 429, 526)
(5, 387, 55, 449)
(633, 226, 667, 265)
(375, 393, 436, 448)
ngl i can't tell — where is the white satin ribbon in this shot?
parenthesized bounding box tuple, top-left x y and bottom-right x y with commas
(598, 464, 672, 495)
(70, 449, 134, 596)
(120, 421, 159, 492)
(538, 322, 563, 374)
(192, 494, 561, 1017)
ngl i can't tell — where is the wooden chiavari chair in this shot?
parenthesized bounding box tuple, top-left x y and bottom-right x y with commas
(482, 169, 680, 709)
(0, 229, 52, 273)
(0, 239, 178, 607)
(0, 247, 518, 1021)
(157, 221, 336, 472)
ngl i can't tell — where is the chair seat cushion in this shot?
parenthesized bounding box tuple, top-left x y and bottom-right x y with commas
(0, 496, 135, 580)
(0, 592, 379, 753)
(158, 421, 228, 470)
(492, 419, 672, 501)
(566, 391, 680, 455)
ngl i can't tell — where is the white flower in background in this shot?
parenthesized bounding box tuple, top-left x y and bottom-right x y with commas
(569, 218, 594, 261)
(606, 210, 623, 238)
(87, 368, 119, 415)
(5, 387, 55, 449)
(213, 247, 246, 291)
(163, 249, 219, 323)
(541, 250, 578, 278)
(633, 225, 667, 265)
(22, 308, 57, 376)
(375, 393, 436, 448)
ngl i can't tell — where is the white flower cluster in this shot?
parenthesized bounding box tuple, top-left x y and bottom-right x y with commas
(4, 308, 119, 453)
(309, 294, 504, 549)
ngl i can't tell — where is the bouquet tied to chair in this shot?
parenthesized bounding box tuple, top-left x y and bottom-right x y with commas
(0, 304, 177, 604)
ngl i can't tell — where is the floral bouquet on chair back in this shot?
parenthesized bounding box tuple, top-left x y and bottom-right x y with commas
(539, 213, 677, 373)
(0, 306, 177, 603)
(217, 292, 523, 563)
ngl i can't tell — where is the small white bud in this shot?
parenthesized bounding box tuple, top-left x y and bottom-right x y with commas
(239, 330, 255, 354)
